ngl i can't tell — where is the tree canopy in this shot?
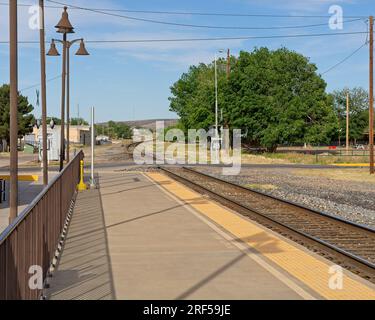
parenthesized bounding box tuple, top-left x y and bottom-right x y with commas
(96, 121, 132, 139)
(70, 117, 89, 126)
(169, 47, 338, 151)
(0, 84, 35, 143)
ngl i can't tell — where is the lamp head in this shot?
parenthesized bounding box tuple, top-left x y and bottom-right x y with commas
(47, 40, 60, 56)
(75, 39, 90, 56)
(55, 6, 75, 34)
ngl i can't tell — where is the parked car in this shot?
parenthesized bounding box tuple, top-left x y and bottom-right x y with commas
(355, 144, 365, 150)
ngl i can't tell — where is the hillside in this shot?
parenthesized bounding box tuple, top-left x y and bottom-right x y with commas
(98, 119, 178, 131)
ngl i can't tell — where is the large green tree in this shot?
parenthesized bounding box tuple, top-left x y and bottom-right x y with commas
(0, 84, 35, 144)
(225, 48, 337, 151)
(331, 87, 369, 144)
(169, 47, 337, 151)
(169, 62, 227, 131)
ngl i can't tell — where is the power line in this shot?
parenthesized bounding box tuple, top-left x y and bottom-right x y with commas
(321, 42, 367, 75)
(45, 0, 364, 30)
(20, 75, 61, 92)
(80, 31, 371, 43)
(0, 1, 368, 19)
(0, 31, 368, 45)
(12, 40, 369, 89)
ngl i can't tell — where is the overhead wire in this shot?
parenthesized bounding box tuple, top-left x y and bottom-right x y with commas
(0, 31, 368, 45)
(19, 74, 61, 92)
(1, 1, 365, 19)
(321, 42, 367, 75)
(45, 0, 364, 30)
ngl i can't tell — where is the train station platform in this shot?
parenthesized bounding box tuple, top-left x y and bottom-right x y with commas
(0, 174, 47, 234)
(46, 171, 375, 300)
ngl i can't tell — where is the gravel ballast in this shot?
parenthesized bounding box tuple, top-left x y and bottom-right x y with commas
(193, 166, 375, 229)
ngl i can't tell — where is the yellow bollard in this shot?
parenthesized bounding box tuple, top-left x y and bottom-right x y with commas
(77, 160, 87, 191)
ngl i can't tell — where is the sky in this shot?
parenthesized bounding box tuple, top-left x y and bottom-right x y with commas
(0, 0, 374, 122)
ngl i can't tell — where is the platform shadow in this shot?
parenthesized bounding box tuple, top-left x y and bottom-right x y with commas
(175, 253, 246, 300)
(233, 231, 284, 255)
(46, 187, 116, 300)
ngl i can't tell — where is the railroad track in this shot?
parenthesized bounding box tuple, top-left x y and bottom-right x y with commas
(125, 140, 156, 160)
(159, 166, 375, 283)
(125, 141, 143, 155)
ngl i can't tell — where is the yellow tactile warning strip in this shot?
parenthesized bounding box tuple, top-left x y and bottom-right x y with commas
(147, 172, 375, 300)
(0, 175, 39, 182)
(333, 164, 369, 167)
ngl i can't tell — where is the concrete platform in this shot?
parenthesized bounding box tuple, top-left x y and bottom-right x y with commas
(46, 172, 375, 300)
(148, 172, 375, 300)
(47, 172, 307, 300)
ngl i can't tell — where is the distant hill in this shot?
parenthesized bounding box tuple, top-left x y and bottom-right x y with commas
(99, 119, 179, 131)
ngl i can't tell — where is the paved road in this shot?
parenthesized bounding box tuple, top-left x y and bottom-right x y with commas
(0, 153, 37, 169)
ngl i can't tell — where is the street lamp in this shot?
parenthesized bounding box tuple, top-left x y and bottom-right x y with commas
(47, 6, 89, 170)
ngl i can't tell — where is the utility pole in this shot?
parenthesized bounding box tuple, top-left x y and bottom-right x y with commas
(370, 16, 374, 174)
(214, 53, 218, 137)
(39, 0, 48, 185)
(338, 106, 341, 147)
(226, 49, 230, 79)
(346, 91, 350, 152)
(9, 0, 18, 223)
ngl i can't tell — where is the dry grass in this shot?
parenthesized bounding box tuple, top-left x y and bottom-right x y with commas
(292, 168, 375, 183)
(241, 153, 289, 164)
(242, 152, 370, 165)
(243, 183, 278, 191)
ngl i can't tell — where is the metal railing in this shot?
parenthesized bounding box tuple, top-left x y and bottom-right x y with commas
(315, 149, 370, 162)
(0, 151, 83, 300)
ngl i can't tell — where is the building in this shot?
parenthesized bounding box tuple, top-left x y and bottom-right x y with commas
(33, 125, 91, 145)
(32, 125, 92, 161)
(36, 127, 61, 161)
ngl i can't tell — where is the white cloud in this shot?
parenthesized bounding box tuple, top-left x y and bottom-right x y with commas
(242, 0, 356, 13)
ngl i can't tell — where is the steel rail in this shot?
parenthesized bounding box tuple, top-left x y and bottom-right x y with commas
(183, 166, 375, 233)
